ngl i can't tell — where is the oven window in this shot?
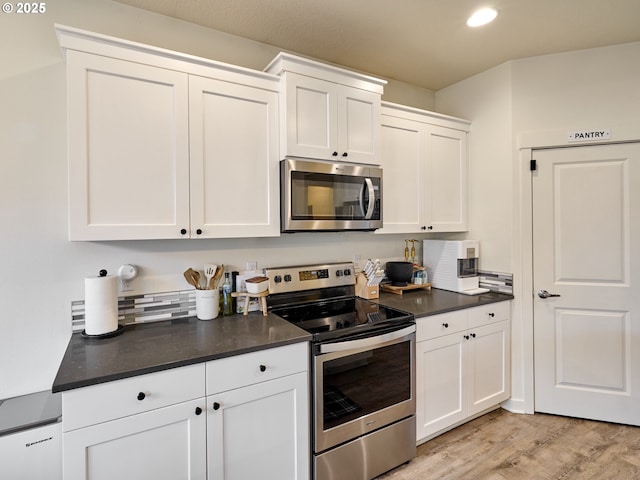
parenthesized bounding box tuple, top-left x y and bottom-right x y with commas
(322, 341, 411, 431)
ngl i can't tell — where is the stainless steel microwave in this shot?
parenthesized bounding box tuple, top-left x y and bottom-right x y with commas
(281, 158, 383, 232)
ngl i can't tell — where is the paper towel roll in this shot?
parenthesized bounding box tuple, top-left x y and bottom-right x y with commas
(84, 273, 119, 335)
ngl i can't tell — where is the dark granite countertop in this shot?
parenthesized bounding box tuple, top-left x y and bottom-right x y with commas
(52, 313, 311, 393)
(374, 288, 513, 318)
(52, 288, 512, 393)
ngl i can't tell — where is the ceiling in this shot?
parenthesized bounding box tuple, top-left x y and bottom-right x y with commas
(115, 0, 640, 91)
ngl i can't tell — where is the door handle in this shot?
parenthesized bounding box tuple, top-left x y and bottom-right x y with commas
(538, 289, 561, 298)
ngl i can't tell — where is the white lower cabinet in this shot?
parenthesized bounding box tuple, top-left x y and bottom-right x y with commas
(416, 302, 511, 443)
(63, 398, 207, 480)
(61, 364, 206, 480)
(205, 342, 310, 480)
(61, 343, 309, 480)
(206, 373, 308, 480)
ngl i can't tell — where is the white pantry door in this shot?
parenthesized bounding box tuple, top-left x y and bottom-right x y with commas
(533, 143, 640, 425)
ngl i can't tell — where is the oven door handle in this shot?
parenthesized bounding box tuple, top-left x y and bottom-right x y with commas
(319, 325, 415, 354)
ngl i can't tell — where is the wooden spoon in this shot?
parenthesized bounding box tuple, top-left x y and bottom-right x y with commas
(183, 268, 201, 289)
(212, 264, 224, 288)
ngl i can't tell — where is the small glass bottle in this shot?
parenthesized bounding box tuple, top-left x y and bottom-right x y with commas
(222, 272, 233, 315)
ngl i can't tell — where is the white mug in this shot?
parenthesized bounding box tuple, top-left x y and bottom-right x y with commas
(196, 288, 219, 320)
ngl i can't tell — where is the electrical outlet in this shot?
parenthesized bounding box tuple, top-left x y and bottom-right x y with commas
(352, 254, 362, 272)
(246, 261, 258, 271)
(120, 278, 134, 292)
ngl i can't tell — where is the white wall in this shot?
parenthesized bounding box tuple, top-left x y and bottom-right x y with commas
(0, 0, 435, 398)
(434, 41, 640, 412)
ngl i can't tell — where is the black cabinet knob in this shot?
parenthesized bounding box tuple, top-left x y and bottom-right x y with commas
(196, 228, 202, 235)
(213, 402, 221, 410)
(442, 323, 449, 328)
(332, 151, 338, 156)
(259, 364, 267, 372)
(489, 312, 495, 317)
(427, 226, 433, 230)
(464, 335, 470, 340)
(342, 152, 348, 157)
(180, 228, 187, 235)
(195, 407, 202, 415)
(421, 226, 426, 230)
(470, 333, 476, 338)
(137, 392, 146, 401)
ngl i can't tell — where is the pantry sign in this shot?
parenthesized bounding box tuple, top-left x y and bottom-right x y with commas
(567, 129, 611, 142)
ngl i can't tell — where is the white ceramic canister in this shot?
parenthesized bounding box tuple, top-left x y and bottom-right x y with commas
(196, 288, 219, 320)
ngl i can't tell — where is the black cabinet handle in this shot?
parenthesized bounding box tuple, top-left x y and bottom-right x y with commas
(421, 226, 426, 230)
(196, 228, 202, 235)
(259, 364, 267, 372)
(427, 226, 433, 230)
(137, 392, 146, 401)
(470, 333, 476, 338)
(332, 151, 338, 156)
(180, 228, 187, 235)
(442, 323, 449, 328)
(195, 407, 202, 415)
(213, 402, 221, 410)
(464, 335, 470, 340)
(489, 312, 495, 317)
(342, 152, 348, 157)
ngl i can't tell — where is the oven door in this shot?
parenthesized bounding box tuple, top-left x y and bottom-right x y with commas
(313, 324, 415, 453)
(281, 158, 382, 232)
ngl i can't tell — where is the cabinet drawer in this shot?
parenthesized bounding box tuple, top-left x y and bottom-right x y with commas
(62, 363, 205, 432)
(206, 342, 308, 395)
(468, 301, 511, 329)
(417, 310, 467, 342)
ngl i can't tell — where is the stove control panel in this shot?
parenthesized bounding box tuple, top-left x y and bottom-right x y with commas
(265, 263, 355, 294)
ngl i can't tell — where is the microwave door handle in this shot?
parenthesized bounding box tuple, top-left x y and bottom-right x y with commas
(363, 178, 375, 219)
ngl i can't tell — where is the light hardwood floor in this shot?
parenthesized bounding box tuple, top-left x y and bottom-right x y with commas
(379, 409, 640, 479)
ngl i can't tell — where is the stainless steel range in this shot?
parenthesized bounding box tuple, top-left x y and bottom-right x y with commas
(266, 263, 416, 480)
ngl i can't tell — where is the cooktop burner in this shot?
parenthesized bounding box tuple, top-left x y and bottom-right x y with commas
(265, 263, 413, 342)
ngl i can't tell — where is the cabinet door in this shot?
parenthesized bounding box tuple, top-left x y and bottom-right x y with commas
(67, 51, 190, 240)
(63, 398, 206, 480)
(189, 76, 280, 238)
(467, 320, 511, 416)
(423, 125, 468, 232)
(416, 333, 466, 442)
(377, 115, 424, 233)
(338, 85, 381, 164)
(207, 373, 309, 480)
(282, 72, 338, 160)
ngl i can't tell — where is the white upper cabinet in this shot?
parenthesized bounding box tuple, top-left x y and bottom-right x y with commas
(377, 102, 469, 234)
(59, 25, 280, 240)
(189, 76, 279, 238)
(67, 51, 191, 241)
(265, 53, 386, 165)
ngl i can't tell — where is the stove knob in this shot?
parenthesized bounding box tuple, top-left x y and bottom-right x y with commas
(336, 270, 343, 277)
(343, 268, 352, 276)
(284, 274, 292, 282)
(274, 275, 282, 283)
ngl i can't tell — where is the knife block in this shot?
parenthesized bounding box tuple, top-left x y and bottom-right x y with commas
(356, 273, 379, 299)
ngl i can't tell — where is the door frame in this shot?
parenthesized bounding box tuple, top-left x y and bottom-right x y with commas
(511, 126, 640, 415)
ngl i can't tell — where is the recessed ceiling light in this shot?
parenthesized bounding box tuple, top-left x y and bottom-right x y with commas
(467, 7, 498, 27)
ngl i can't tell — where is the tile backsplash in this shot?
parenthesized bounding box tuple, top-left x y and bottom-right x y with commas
(478, 270, 513, 295)
(71, 289, 196, 332)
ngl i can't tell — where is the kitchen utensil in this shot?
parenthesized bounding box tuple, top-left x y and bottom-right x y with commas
(183, 268, 201, 289)
(204, 264, 217, 290)
(386, 261, 414, 286)
(212, 264, 224, 288)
